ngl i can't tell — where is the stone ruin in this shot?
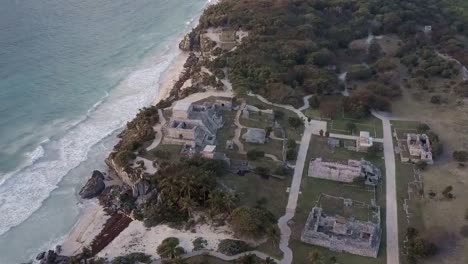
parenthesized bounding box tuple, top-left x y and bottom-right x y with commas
(301, 195, 381, 258)
(241, 104, 274, 121)
(394, 129, 433, 165)
(163, 100, 224, 147)
(406, 133, 433, 164)
(308, 158, 381, 186)
(242, 128, 267, 144)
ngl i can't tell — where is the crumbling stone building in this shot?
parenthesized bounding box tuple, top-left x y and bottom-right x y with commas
(394, 129, 433, 164)
(308, 158, 381, 186)
(301, 197, 381, 258)
(163, 101, 224, 147)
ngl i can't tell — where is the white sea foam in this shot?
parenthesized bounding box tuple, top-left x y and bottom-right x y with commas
(0, 49, 177, 237)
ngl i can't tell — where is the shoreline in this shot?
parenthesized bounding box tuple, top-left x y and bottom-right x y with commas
(60, 49, 189, 258)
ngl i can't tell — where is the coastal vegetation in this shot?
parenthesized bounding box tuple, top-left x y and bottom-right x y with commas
(79, 0, 468, 263)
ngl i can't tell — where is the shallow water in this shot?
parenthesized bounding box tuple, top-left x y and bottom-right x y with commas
(0, 0, 207, 262)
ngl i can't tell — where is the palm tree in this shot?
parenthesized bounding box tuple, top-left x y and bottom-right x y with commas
(157, 237, 180, 259)
(208, 190, 224, 214)
(222, 192, 238, 214)
(266, 226, 280, 247)
(179, 196, 197, 218)
(180, 175, 196, 199)
(307, 251, 324, 264)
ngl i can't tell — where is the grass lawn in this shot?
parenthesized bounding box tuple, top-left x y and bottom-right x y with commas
(328, 114, 383, 138)
(244, 139, 284, 161)
(303, 108, 322, 120)
(239, 113, 273, 130)
(289, 136, 387, 264)
(218, 159, 290, 260)
(140, 144, 182, 163)
(219, 170, 291, 219)
(390, 120, 427, 264)
(243, 96, 303, 141)
(394, 158, 425, 264)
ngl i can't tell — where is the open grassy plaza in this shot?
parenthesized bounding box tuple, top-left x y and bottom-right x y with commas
(289, 135, 387, 264)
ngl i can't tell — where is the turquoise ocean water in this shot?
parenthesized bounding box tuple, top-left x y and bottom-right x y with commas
(0, 0, 207, 262)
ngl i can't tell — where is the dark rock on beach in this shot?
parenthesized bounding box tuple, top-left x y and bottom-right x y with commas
(36, 251, 45, 260)
(79, 170, 105, 199)
(37, 250, 69, 264)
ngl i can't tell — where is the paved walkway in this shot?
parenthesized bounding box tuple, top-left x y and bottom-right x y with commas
(248, 93, 327, 135)
(146, 109, 166, 151)
(329, 133, 383, 143)
(372, 110, 400, 264)
(278, 124, 313, 264)
(152, 249, 279, 264)
(233, 102, 247, 154)
(298, 95, 312, 111)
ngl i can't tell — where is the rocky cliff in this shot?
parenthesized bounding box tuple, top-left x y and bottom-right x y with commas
(105, 156, 151, 198)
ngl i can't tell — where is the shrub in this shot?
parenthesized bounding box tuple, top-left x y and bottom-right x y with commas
(111, 253, 152, 264)
(430, 95, 441, 104)
(345, 122, 357, 134)
(309, 95, 320, 109)
(416, 124, 430, 133)
(114, 151, 136, 167)
(229, 207, 276, 239)
(217, 239, 252, 256)
(247, 149, 265, 161)
(453, 150, 468, 162)
(254, 167, 270, 178)
(288, 116, 302, 129)
(156, 237, 185, 259)
(153, 149, 171, 160)
(347, 64, 372, 81)
(274, 110, 284, 120)
(192, 237, 208, 251)
(405, 227, 438, 264)
(442, 186, 454, 199)
(415, 161, 428, 171)
(460, 226, 468, 238)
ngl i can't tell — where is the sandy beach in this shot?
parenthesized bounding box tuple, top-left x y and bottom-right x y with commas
(153, 50, 189, 105)
(61, 49, 191, 258)
(61, 201, 110, 256)
(97, 221, 234, 259)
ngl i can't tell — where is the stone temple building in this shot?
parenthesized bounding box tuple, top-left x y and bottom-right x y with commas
(394, 129, 433, 164)
(406, 133, 433, 164)
(308, 158, 381, 186)
(163, 101, 224, 147)
(301, 197, 381, 258)
(356, 131, 373, 152)
(242, 128, 266, 144)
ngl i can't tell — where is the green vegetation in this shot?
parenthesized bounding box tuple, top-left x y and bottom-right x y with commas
(110, 106, 159, 167)
(111, 253, 152, 264)
(404, 228, 438, 264)
(290, 136, 386, 263)
(217, 239, 252, 256)
(157, 237, 185, 259)
(192, 237, 208, 251)
(229, 207, 277, 239)
(246, 149, 265, 161)
(139, 157, 231, 226)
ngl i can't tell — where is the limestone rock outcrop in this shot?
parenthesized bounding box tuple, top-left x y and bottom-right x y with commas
(36, 250, 69, 264)
(179, 31, 200, 51)
(79, 170, 105, 199)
